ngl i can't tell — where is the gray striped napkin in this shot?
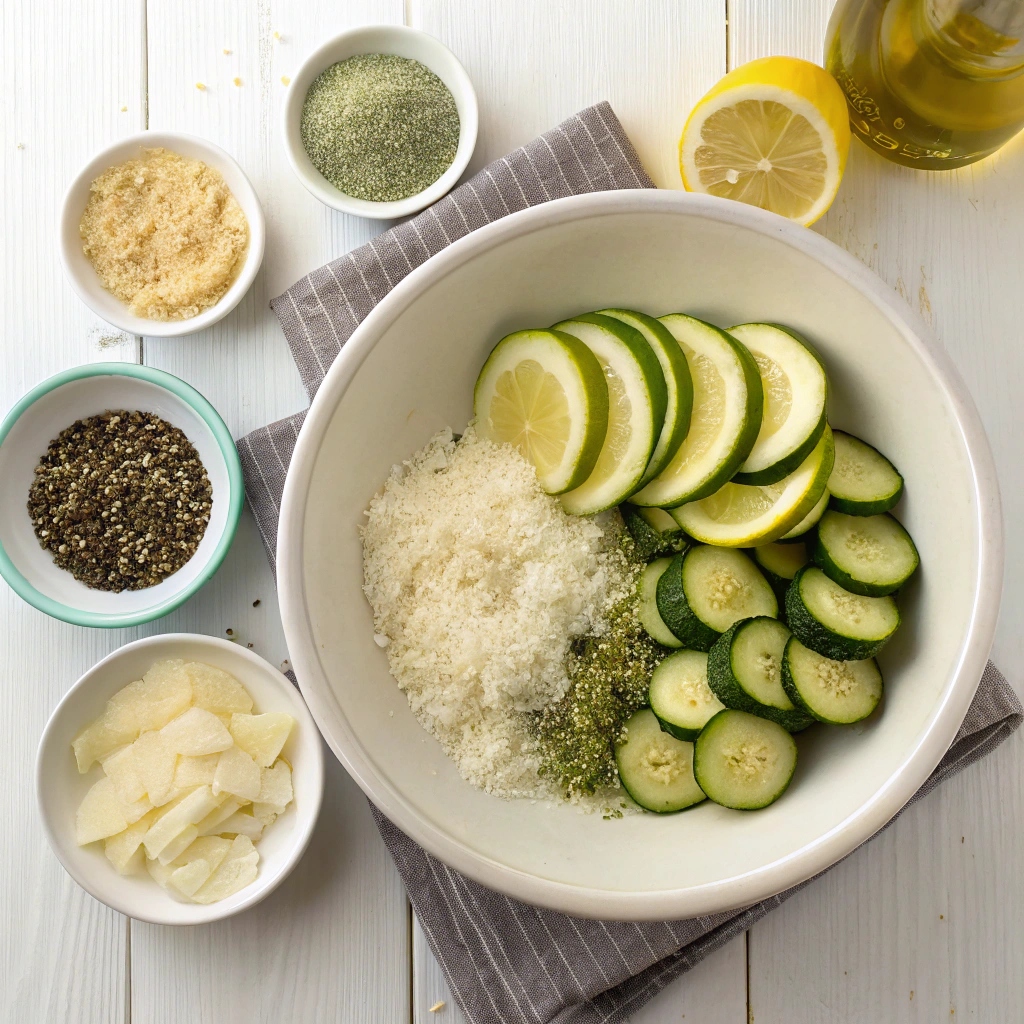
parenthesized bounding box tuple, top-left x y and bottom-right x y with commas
(238, 103, 1022, 1024)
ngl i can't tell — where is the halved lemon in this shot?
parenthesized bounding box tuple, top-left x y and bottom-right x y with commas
(474, 329, 609, 494)
(673, 426, 835, 546)
(680, 57, 851, 227)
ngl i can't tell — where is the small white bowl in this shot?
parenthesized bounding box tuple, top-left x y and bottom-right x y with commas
(59, 131, 266, 338)
(0, 363, 243, 628)
(282, 25, 478, 219)
(37, 634, 324, 926)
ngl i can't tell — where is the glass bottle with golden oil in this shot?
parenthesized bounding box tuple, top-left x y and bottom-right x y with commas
(825, 0, 1024, 168)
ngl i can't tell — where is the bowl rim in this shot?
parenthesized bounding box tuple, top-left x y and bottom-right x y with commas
(281, 24, 479, 219)
(35, 632, 325, 926)
(0, 362, 245, 628)
(277, 188, 1003, 919)
(58, 129, 266, 338)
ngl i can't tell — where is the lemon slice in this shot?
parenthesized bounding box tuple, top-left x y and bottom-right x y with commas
(630, 314, 762, 509)
(553, 313, 667, 515)
(680, 57, 851, 227)
(673, 427, 835, 546)
(474, 329, 609, 494)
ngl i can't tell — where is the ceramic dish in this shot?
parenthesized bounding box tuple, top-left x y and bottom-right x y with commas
(0, 362, 243, 627)
(36, 633, 324, 926)
(276, 189, 1002, 920)
(59, 131, 266, 338)
(282, 25, 478, 219)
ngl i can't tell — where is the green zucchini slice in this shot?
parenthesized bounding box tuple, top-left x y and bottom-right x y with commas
(638, 557, 683, 648)
(786, 565, 900, 660)
(814, 510, 919, 596)
(621, 504, 689, 562)
(656, 547, 778, 652)
(782, 637, 883, 725)
(828, 430, 904, 515)
(777, 487, 829, 542)
(615, 709, 707, 813)
(753, 541, 810, 602)
(649, 650, 725, 741)
(600, 309, 693, 486)
(693, 709, 798, 810)
(707, 617, 814, 731)
(729, 323, 828, 486)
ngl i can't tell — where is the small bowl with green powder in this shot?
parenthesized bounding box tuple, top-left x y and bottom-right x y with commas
(283, 25, 478, 218)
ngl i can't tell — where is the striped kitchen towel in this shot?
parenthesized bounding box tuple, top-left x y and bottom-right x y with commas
(238, 103, 1022, 1024)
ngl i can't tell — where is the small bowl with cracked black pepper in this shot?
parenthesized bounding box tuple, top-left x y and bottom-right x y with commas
(282, 25, 478, 219)
(0, 362, 243, 627)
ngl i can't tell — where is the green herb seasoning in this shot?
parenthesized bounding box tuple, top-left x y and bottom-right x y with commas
(533, 588, 667, 798)
(300, 53, 460, 202)
(28, 410, 212, 592)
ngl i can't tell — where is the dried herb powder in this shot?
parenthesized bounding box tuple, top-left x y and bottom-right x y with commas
(28, 410, 213, 592)
(300, 53, 460, 202)
(532, 588, 668, 798)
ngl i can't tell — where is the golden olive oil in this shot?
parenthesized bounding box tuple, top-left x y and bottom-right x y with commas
(825, 0, 1024, 168)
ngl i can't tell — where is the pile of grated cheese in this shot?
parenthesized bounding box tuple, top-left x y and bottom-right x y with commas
(361, 427, 632, 800)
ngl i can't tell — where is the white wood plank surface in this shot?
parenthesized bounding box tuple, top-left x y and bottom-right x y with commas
(0, 1, 145, 1021)
(5, 2, 1023, 1022)
(731, 1, 1024, 1020)
(128, 2, 411, 1022)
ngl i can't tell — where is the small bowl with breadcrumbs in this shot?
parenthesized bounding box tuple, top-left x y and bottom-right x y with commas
(59, 132, 265, 338)
(0, 362, 243, 627)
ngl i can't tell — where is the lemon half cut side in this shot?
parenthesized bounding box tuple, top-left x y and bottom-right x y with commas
(680, 57, 851, 227)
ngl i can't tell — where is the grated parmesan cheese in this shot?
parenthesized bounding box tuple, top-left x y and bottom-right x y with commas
(361, 427, 631, 800)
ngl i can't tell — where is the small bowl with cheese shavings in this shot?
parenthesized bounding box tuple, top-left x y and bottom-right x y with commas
(36, 633, 323, 925)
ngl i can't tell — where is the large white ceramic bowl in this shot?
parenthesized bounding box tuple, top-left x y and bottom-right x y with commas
(37, 633, 324, 926)
(277, 190, 1001, 920)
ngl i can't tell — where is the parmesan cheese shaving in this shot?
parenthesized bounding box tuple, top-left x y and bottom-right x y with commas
(361, 427, 631, 799)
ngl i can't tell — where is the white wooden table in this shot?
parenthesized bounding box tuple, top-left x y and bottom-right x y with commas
(3, 1, 1022, 1021)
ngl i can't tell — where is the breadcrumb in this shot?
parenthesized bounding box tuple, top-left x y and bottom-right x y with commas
(78, 148, 249, 321)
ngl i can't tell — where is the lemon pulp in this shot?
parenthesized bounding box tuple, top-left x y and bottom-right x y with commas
(489, 359, 571, 475)
(694, 99, 827, 221)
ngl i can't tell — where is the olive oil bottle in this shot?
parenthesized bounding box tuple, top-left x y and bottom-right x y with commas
(825, 0, 1024, 168)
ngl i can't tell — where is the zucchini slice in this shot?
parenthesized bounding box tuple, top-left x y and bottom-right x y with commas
(671, 427, 834, 547)
(729, 324, 828, 485)
(554, 313, 668, 515)
(649, 650, 725, 741)
(638, 557, 684, 648)
(657, 546, 778, 651)
(621, 504, 688, 562)
(814, 510, 920, 596)
(630, 314, 763, 508)
(828, 430, 904, 515)
(707, 617, 814, 731)
(777, 487, 829, 542)
(782, 637, 883, 725)
(615, 709, 707, 813)
(753, 541, 810, 602)
(785, 565, 900, 660)
(600, 309, 693, 486)
(693, 709, 798, 810)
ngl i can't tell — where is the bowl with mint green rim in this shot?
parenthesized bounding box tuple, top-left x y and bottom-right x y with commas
(0, 363, 243, 628)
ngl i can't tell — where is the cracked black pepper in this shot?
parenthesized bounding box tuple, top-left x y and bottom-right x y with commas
(300, 53, 460, 202)
(28, 410, 213, 592)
